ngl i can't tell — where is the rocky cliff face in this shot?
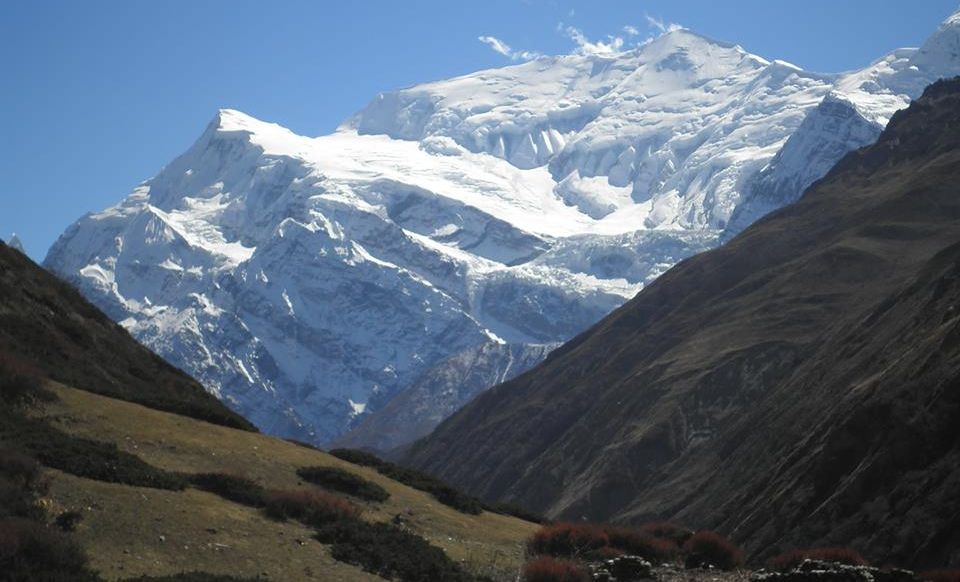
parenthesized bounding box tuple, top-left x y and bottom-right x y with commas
(334, 341, 557, 452)
(45, 12, 960, 448)
(405, 78, 960, 568)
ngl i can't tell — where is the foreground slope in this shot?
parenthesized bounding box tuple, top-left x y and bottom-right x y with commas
(407, 79, 960, 568)
(45, 13, 960, 448)
(39, 382, 535, 580)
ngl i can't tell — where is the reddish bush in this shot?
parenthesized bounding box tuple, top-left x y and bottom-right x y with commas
(523, 556, 591, 582)
(604, 526, 680, 564)
(638, 522, 693, 545)
(528, 523, 609, 558)
(919, 570, 960, 582)
(682, 530, 744, 571)
(768, 547, 868, 571)
(264, 489, 359, 527)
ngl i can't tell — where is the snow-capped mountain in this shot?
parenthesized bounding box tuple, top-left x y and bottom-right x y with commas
(45, 12, 960, 447)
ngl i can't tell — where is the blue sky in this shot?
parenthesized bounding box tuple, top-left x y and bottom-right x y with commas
(2, 0, 958, 260)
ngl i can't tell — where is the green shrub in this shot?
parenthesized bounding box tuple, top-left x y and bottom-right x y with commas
(189, 473, 267, 508)
(0, 517, 101, 581)
(0, 479, 37, 521)
(54, 511, 84, 532)
(0, 353, 54, 407)
(328, 448, 483, 515)
(0, 448, 44, 494)
(0, 412, 185, 491)
(296, 466, 389, 502)
(327, 448, 388, 469)
(314, 519, 475, 581)
(264, 489, 359, 527)
(377, 464, 483, 514)
(0, 448, 46, 521)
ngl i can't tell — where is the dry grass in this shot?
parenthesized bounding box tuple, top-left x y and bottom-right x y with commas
(37, 381, 538, 580)
(46, 471, 376, 581)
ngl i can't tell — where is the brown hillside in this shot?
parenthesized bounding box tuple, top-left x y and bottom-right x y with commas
(406, 78, 960, 568)
(0, 242, 253, 430)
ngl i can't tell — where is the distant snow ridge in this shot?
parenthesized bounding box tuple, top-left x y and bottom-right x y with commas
(46, 13, 960, 448)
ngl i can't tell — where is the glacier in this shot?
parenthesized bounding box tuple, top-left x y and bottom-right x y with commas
(45, 13, 960, 448)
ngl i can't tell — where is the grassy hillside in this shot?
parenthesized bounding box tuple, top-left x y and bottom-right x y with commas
(32, 381, 536, 580)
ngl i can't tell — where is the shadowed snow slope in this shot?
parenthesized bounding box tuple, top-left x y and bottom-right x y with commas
(46, 13, 960, 447)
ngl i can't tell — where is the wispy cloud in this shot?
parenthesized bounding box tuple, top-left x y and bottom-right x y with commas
(644, 14, 683, 35)
(481, 12, 685, 61)
(561, 25, 625, 56)
(478, 35, 542, 61)
(478, 35, 513, 57)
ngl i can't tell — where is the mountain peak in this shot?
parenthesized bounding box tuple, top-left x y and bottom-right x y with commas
(193, 108, 307, 158)
(914, 7, 960, 66)
(209, 108, 276, 135)
(648, 27, 739, 50)
(7, 233, 24, 253)
(944, 6, 960, 27)
(636, 27, 770, 71)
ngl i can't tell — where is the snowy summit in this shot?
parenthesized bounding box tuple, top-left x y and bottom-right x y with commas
(45, 13, 960, 447)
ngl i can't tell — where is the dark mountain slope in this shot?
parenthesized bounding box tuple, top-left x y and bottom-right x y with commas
(0, 243, 253, 430)
(406, 79, 960, 567)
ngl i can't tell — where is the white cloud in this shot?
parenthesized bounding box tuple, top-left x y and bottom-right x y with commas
(478, 35, 542, 61)
(644, 14, 683, 35)
(478, 35, 513, 57)
(562, 25, 625, 56)
(480, 14, 685, 62)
